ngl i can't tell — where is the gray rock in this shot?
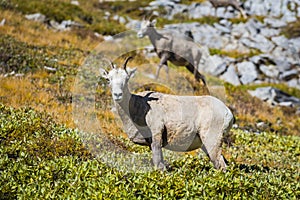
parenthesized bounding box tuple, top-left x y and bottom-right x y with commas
(0, 19, 5, 26)
(273, 59, 292, 72)
(253, 35, 275, 53)
(268, 0, 283, 17)
(260, 27, 280, 37)
(289, 37, 300, 52)
(281, 12, 297, 23)
(44, 66, 57, 72)
(149, 0, 176, 8)
(113, 15, 126, 24)
(256, 121, 269, 131)
(249, 86, 300, 107)
(168, 4, 189, 19)
(259, 64, 279, 78)
(249, 55, 263, 64)
(125, 18, 140, 30)
(271, 46, 299, 64)
(279, 69, 299, 81)
(213, 23, 231, 34)
(287, 79, 300, 89)
(271, 36, 289, 49)
(71, 0, 79, 5)
(264, 18, 287, 28)
(244, 0, 268, 16)
(219, 19, 232, 28)
(223, 38, 250, 53)
(103, 35, 114, 41)
(240, 34, 275, 53)
(237, 61, 258, 84)
(219, 64, 240, 86)
(25, 13, 46, 22)
(231, 23, 247, 38)
(188, 2, 214, 18)
(245, 19, 264, 36)
(204, 55, 227, 76)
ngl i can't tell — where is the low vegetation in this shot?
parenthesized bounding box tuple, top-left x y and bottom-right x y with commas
(282, 18, 300, 38)
(0, 104, 299, 199)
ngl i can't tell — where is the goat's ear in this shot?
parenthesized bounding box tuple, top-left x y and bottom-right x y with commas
(150, 19, 157, 27)
(127, 67, 137, 78)
(99, 68, 109, 80)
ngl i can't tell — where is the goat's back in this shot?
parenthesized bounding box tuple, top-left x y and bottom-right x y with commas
(137, 91, 233, 129)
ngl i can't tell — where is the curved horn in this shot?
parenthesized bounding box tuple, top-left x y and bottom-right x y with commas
(148, 14, 157, 21)
(102, 57, 115, 69)
(123, 56, 133, 72)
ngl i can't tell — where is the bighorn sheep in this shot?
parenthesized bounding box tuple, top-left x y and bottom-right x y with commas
(137, 18, 207, 86)
(208, 0, 247, 18)
(100, 57, 234, 171)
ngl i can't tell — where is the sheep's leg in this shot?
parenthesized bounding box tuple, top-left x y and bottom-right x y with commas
(156, 54, 169, 80)
(186, 63, 206, 85)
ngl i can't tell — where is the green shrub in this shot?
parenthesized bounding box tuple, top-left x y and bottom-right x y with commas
(7, 0, 93, 23)
(0, 35, 80, 76)
(0, 104, 299, 199)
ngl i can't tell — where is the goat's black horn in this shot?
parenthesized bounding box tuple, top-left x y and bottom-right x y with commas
(148, 14, 156, 21)
(123, 56, 133, 72)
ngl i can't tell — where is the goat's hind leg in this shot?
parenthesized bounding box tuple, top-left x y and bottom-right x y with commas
(200, 131, 227, 172)
(186, 63, 206, 85)
(201, 144, 227, 171)
(156, 54, 169, 80)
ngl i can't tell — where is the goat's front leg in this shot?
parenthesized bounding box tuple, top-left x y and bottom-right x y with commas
(151, 138, 166, 171)
(156, 53, 169, 80)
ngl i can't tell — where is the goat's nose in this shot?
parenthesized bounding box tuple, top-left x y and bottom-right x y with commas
(114, 92, 122, 98)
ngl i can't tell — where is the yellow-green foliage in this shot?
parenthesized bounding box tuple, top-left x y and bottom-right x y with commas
(210, 48, 261, 59)
(0, 0, 127, 35)
(157, 15, 220, 27)
(0, 104, 299, 199)
(98, 0, 152, 20)
(4, 0, 92, 23)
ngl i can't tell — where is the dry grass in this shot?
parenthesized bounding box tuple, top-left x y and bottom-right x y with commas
(0, 72, 74, 127)
(0, 9, 102, 51)
(225, 83, 300, 136)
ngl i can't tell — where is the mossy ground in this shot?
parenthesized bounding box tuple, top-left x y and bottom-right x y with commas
(0, 0, 300, 199)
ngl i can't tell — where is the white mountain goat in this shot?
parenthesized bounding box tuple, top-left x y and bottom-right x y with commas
(137, 18, 207, 86)
(100, 57, 234, 171)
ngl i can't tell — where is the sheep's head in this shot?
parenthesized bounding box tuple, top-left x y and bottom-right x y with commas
(137, 17, 157, 38)
(100, 57, 136, 102)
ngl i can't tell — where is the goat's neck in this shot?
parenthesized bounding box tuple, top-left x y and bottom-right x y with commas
(115, 85, 132, 115)
(147, 27, 164, 46)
